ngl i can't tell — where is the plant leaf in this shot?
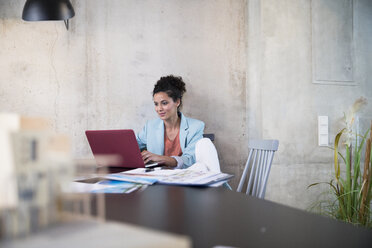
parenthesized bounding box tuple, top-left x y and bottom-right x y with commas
(334, 129, 345, 181)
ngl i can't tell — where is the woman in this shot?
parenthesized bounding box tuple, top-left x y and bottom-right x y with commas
(136, 75, 205, 169)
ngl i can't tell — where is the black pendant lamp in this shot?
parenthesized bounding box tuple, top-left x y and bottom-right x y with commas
(22, 0, 75, 30)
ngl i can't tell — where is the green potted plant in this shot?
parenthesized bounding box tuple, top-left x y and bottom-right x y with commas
(309, 97, 372, 227)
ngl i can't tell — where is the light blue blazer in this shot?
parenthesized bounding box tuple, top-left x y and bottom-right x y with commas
(136, 113, 205, 168)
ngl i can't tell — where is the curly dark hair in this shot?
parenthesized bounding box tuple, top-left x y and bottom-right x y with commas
(153, 75, 187, 111)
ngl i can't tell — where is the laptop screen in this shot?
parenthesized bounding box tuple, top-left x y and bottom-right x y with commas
(85, 129, 145, 168)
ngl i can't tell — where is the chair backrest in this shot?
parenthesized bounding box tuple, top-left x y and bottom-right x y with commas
(203, 133, 215, 141)
(237, 139, 279, 199)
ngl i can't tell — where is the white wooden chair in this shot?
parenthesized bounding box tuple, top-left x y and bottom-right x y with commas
(237, 139, 279, 199)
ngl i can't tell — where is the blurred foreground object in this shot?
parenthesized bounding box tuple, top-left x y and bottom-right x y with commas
(0, 113, 73, 239)
(1, 219, 191, 248)
(0, 113, 192, 247)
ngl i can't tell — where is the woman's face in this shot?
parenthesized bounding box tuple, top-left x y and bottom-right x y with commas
(153, 92, 180, 120)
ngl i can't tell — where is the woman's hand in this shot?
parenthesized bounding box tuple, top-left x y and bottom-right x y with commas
(141, 150, 177, 167)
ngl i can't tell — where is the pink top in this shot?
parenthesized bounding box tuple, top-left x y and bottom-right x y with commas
(164, 130, 183, 157)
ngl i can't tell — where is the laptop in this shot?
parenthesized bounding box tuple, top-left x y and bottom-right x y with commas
(85, 129, 158, 169)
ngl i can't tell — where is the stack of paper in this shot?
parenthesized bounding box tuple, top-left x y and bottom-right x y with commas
(104, 173, 158, 185)
(70, 167, 233, 194)
(65, 180, 145, 194)
(121, 168, 233, 186)
(69, 172, 158, 194)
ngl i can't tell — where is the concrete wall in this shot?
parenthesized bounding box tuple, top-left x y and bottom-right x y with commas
(250, 0, 372, 209)
(0, 1, 247, 183)
(0, 0, 371, 210)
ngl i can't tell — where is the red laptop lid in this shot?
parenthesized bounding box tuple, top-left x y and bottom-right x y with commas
(85, 129, 145, 168)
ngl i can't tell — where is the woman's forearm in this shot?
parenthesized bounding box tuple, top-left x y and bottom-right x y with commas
(160, 156, 177, 167)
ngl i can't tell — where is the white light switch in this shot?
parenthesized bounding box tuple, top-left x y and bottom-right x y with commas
(318, 116, 328, 146)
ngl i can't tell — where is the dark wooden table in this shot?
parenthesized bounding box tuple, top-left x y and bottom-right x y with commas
(94, 185, 372, 248)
